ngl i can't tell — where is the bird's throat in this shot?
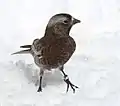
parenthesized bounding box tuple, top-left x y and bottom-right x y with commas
(44, 26, 71, 38)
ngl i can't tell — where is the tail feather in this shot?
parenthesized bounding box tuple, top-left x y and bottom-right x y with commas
(20, 45, 31, 48)
(11, 49, 31, 55)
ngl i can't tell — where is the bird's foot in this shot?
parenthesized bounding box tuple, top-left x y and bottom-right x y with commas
(64, 75, 79, 93)
(37, 86, 42, 92)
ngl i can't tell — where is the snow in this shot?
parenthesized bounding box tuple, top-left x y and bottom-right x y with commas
(0, 0, 120, 106)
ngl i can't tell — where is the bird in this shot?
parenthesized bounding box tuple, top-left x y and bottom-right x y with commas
(12, 13, 81, 93)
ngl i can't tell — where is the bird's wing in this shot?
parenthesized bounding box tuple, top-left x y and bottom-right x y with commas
(31, 38, 46, 56)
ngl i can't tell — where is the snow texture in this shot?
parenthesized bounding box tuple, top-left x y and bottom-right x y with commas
(0, 0, 120, 106)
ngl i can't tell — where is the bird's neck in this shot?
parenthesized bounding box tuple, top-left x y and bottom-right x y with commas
(44, 26, 71, 39)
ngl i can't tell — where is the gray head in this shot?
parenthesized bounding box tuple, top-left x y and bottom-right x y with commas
(45, 13, 81, 36)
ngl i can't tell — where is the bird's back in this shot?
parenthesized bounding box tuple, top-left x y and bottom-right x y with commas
(33, 36, 76, 69)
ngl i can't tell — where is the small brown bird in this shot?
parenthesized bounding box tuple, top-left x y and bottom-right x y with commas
(12, 13, 81, 93)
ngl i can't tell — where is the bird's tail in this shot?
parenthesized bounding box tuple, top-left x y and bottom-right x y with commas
(11, 45, 32, 55)
(20, 45, 31, 48)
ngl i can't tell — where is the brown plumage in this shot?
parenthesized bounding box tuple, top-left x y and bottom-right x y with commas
(12, 13, 81, 93)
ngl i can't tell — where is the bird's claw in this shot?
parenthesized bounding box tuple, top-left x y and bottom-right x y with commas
(64, 75, 79, 93)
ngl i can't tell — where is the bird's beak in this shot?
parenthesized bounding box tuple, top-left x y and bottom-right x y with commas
(72, 18, 81, 25)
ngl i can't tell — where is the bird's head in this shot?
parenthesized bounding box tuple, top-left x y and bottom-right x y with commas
(45, 13, 81, 37)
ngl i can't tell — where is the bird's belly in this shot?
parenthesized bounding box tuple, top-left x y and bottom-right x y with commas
(34, 54, 70, 69)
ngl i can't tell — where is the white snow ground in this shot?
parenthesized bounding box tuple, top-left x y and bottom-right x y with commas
(0, 0, 120, 106)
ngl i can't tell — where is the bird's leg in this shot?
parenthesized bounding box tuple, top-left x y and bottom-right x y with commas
(37, 68, 44, 92)
(59, 66, 79, 93)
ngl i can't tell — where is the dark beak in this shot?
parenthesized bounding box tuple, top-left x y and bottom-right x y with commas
(72, 18, 81, 25)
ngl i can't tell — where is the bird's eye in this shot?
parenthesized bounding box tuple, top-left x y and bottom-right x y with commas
(63, 20, 69, 24)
